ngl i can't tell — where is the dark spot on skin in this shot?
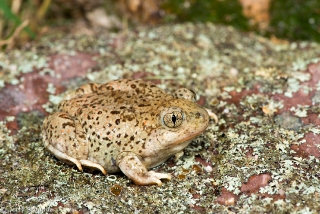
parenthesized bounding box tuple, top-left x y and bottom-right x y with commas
(96, 117, 99, 121)
(130, 136, 135, 141)
(139, 82, 147, 88)
(107, 131, 111, 135)
(111, 110, 120, 115)
(107, 143, 112, 147)
(117, 134, 121, 138)
(115, 119, 120, 125)
(131, 84, 136, 89)
(89, 125, 92, 129)
(138, 104, 151, 107)
(79, 134, 86, 139)
(90, 143, 93, 147)
(120, 106, 126, 109)
(97, 135, 100, 139)
(127, 95, 131, 98)
(124, 115, 134, 121)
(135, 141, 140, 144)
(76, 87, 85, 93)
(77, 109, 83, 115)
(94, 147, 100, 152)
(91, 98, 98, 103)
(98, 111, 102, 114)
(90, 83, 98, 92)
(124, 133, 128, 138)
(139, 150, 142, 153)
(116, 141, 121, 146)
(142, 142, 146, 149)
(87, 115, 91, 120)
(62, 122, 74, 128)
(106, 86, 114, 90)
(95, 100, 103, 105)
(103, 137, 110, 141)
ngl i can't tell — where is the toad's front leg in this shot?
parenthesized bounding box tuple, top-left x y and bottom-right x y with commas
(116, 152, 171, 186)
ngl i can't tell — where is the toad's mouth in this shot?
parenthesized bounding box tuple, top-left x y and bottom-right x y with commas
(162, 125, 208, 148)
(176, 129, 207, 145)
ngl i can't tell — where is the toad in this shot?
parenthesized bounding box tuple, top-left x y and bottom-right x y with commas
(42, 79, 210, 185)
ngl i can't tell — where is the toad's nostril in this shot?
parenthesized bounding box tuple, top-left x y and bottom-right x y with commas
(195, 112, 201, 118)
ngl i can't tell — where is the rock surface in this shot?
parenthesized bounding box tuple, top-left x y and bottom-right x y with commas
(1, 23, 320, 213)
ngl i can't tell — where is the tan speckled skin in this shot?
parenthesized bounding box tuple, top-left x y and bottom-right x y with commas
(42, 79, 209, 185)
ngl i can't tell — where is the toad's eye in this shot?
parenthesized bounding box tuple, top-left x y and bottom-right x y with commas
(162, 111, 183, 128)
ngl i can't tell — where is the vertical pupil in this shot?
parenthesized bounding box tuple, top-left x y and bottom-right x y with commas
(172, 114, 176, 124)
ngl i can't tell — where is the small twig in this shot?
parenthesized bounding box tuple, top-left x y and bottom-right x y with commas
(0, 19, 29, 48)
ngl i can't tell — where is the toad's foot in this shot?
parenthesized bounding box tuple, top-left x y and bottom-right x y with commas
(45, 144, 84, 171)
(206, 108, 218, 123)
(45, 145, 107, 174)
(117, 153, 171, 186)
(79, 160, 107, 175)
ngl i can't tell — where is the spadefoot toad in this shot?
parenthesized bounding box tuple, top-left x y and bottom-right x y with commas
(42, 79, 209, 185)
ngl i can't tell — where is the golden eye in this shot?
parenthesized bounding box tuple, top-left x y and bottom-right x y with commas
(162, 111, 183, 128)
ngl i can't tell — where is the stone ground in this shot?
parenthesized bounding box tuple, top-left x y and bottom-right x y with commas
(1, 23, 320, 213)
